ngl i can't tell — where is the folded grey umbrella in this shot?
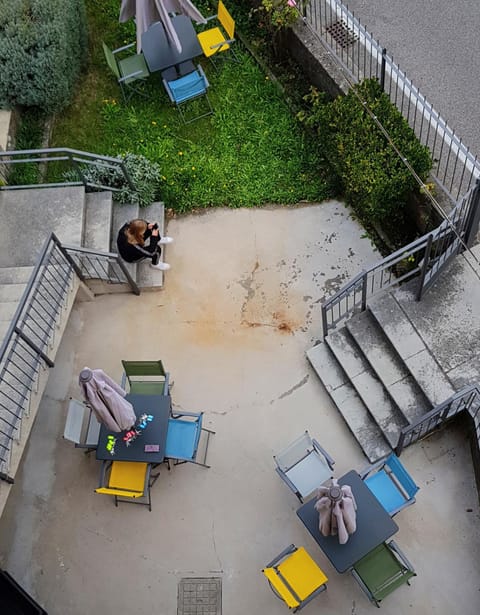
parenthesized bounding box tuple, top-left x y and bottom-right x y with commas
(315, 480, 357, 544)
(120, 0, 206, 54)
(79, 367, 136, 433)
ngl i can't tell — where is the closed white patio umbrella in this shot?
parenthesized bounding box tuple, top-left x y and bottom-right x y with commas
(79, 367, 136, 433)
(119, 0, 207, 54)
(315, 480, 357, 545)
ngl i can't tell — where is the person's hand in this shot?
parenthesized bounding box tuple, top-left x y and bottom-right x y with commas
(152, 228, 159, 236)
(147, 222, 155, 230)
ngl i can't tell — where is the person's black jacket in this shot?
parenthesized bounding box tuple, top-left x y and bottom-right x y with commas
(117, 222, 160, 263)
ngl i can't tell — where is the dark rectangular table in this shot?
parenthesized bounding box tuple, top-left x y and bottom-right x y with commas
(296, 470, 398, 573)
(96, 393, 171, 463)
(141, 15, 202, 73)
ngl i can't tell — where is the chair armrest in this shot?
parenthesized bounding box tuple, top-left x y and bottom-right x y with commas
(163, 372, 170, 396)
(387, 540, 416, 572)
(265, 544, 297, 568)
(205, 14, 218, 23)
(275, 467, 302, 500)
(209, 38, 235, 50)
(358, 456, 388, 479)
(119, 70, 144, 83)
(97, 460, 112, 487)
(312, 438, 335, 470)
(113, 42, 136, 54)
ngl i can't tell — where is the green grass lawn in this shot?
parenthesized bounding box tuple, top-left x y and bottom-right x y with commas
(50, 0, 331, 212)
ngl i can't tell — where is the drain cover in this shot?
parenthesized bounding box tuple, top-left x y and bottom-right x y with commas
(325, 20, 359, 48)
(178, 577, 222, 615)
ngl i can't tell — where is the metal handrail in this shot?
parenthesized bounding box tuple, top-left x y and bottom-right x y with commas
(0, 234, 140, 482)
(395, 384, 480, 455)
(0, 147, 135, 193)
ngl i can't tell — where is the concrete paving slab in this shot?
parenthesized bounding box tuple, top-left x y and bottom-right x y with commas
(0, 187, 85, 267)
(0, 204, 479, 615)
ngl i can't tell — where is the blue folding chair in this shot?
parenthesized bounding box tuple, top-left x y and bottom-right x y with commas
(165, 410, 215, 468)
(359, 453, 419, 516)
(161, 64, 213, 124)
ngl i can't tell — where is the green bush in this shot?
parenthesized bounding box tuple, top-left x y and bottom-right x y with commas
(299, 79, 432, 227)
(64, 153, 163, 208)
(0, 0, 87, 113)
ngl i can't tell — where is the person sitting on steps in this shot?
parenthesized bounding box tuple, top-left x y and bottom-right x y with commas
(117, 218, 173, 271)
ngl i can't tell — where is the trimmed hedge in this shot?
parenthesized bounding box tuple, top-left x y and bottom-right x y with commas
(0, 0, 87, 113)
(299, 79, 432, 228)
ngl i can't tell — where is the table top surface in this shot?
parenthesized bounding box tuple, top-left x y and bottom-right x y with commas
(141, 15, 202, 72)
(96, 393, 171, 463)
(296, 470, 398, 573)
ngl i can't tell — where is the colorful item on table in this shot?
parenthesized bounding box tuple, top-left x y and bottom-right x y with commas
(123, 429, 141, 446)
(106, 434, 117, 455)
(136, 414, 154, 429)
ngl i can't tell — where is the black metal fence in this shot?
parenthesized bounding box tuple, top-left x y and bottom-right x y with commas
(395, 384, 480, 455)
(0, 234, 139, 482)
(302, 0, 480, 202)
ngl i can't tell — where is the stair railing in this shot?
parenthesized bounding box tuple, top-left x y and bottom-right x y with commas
(395, 384, 480, 456)
(0, 148, 135, 193)
(0, 233, 139, 483)
(321, 180, 479, 336)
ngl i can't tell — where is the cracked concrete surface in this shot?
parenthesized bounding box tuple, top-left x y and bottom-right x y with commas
(0, 203, 479, 614)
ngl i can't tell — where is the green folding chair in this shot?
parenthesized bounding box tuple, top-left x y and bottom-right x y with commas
(352, 540, 416, 607)
(121, 360, 170, 396)
(102, 42, 150, 103)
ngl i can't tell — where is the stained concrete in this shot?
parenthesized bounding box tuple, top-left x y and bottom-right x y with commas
(0, 203, 479, 614)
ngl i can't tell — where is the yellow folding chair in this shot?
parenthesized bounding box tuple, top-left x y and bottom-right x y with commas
(95, 461, 159, 511)
(262, 545, 328, 612)
(197, 1, 238, 65)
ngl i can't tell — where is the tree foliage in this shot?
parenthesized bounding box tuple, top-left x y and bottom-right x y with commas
(0, 0, 87, 113)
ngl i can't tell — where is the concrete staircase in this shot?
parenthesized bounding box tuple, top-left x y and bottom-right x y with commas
(0, 186, 168, 509)
(307, 289, 457, 463)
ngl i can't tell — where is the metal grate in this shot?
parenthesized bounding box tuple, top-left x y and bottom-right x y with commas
(325, 19, 358, 48)
(178, 577, 221, 615)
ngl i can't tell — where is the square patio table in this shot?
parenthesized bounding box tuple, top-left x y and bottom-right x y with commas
(96, 393, 171, 463)
(141, 15, 202, 73)
(296, 470, 398, 573)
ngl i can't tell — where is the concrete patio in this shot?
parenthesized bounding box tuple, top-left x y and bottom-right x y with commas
(0, 202, 479, 614)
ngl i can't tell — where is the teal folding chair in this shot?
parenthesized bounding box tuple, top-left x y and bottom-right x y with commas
(164, 410, 215, 468)
(161, 64, 213, 124)
(359, 453, 419, 516)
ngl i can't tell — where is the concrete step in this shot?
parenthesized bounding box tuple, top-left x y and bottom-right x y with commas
(0, 267, 34, 285)
(307, 342, 391, 462)
(325, 328, 408, 449)
(0, 186, 85, 267)
(110, 202, 140, 283)
(0, 301, 19, 321)
(369, 293, 456, 406)
(83, 191, 113, 252)
(346, 310, 432, 424)
(0, 283, 26, 303)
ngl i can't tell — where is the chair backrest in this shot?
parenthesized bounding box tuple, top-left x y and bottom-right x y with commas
(102, 42, 120, 79)
(352, 541, 415, 605)
(64, 399, 86, 444)
(165, 413, 203, 461)
(218, 1, 235, 39)
(274, 431, 313, 472)
(386, 453, 419, 499)
(122, 360, 166, 378)
(166, 70, 208, 105)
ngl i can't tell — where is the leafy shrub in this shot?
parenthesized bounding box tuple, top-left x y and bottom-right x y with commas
(0, 0, 87, 113)
(64, 153, 163, 208)
(299, 79, 432, 228)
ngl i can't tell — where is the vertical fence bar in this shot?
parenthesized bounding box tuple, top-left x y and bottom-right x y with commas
(380, 47, 387, 90)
